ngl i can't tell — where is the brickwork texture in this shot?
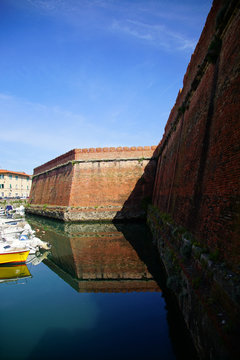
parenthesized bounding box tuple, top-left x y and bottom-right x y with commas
(29, 146, 157, 220)
(152, 0, 240, 271)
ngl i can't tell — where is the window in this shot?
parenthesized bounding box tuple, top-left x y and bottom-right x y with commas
(9, 175, 12, 179)
(10, 184, 12, 189)
(0, 174, 4, 179)
(0, 184, 4, 189)
(15, 175, 18, 180)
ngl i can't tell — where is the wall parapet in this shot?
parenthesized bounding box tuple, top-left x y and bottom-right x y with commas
(34, 146, 157, 175)
(32, 156, 156, 179)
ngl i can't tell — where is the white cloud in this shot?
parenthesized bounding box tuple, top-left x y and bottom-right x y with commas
(0, 91, 164, 173)
(27, 0, 65, 11)
(111, 19, 196, 52)
(24, 0, 197, 52)
(0, 94, 97, 151)
(0, 93, 149, 152)
(0, 93, 13, 100)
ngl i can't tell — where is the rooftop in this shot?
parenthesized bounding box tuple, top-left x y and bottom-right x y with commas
(0, 169, 31, 177)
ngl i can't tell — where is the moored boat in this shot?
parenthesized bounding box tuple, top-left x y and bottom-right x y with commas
(0, 245, 30, 264)
(0, 222, 51, 254)
(0, 218, 25, 226)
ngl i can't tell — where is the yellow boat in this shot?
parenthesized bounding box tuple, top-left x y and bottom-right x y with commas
(0, 249, 30, 265)
(0, 264, 31, 283)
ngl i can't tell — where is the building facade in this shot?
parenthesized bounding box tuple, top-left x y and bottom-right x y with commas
(0, 170, 32, 198)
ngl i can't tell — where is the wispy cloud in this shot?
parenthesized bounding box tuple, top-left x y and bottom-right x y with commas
(25, 0, 197, 52)
(0, 94, 94, 150)
(111, 19, 196, 52)
(27, 0, 65, 11)
(0, 93, 148, 152)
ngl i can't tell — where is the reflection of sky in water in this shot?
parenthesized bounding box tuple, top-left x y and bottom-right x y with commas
(0, 263, 100, 359)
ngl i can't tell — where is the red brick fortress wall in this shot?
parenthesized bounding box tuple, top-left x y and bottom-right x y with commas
(151, 0, 240, 270)
(30, 163, 74, 206)
(33, 146, 157, 175)
(28, 146, 157, 221)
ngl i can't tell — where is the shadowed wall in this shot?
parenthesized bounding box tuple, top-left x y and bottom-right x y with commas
(150, 0, 240, 270)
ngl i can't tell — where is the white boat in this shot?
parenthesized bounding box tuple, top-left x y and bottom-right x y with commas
(0, 243, 30, 264)
(0, 222, 51, 255)
(0, 209, 51, 255)
(1, 226, 25, 237)
(0, 220, 27, 238)
(7, 205, 25, 215)
(0, 218, 25, 226)
(14, 205, 25, 213)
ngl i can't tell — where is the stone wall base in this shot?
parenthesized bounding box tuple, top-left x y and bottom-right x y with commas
(147, 205, 240, 360)
(26, 204, 146, 222)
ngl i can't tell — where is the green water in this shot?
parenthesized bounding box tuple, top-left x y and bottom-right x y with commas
(0, 216, 197, 360)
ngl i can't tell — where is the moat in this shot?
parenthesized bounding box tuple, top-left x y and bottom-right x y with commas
(0, 215, 197, 360)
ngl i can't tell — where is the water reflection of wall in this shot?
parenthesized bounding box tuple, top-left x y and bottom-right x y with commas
(27, 217, 161, 293)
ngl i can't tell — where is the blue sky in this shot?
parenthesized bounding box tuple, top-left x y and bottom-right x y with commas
(0, 0, 212, 174)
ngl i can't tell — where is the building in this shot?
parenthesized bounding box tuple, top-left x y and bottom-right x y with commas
(28, 146, 157, 221)
(0, 169, 32, 199)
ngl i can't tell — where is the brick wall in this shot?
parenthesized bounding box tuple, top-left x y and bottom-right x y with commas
(29, 146, 157, 220)
(34, 149, 76, 175)
(33, 146, 157, 175)
(152, 0, 240, 270)
(30, 163, 74, 206)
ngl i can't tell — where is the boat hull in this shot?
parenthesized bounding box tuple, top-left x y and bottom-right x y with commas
(0, 264, 31, 281)
(0, 250, 30, 264)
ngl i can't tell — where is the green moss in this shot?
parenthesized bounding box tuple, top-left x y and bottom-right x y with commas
(200, 257, 208, 269)
(174, 226, 187, 235)
(193, 241, 201, 247)
(137, 158, 145, 164)
(181, 242, 192, 260)
(215, 2, 229, 30)
(178, 104, 186, 115)
(167, 275, 182, 293)
(191, 77, 200, 91)
(209, 249, 220, 262)
(206, 36, 222, 64)
(141, 196, 152, 211)
(160, 212, 174, 224)
(192, 276, 202, 289)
